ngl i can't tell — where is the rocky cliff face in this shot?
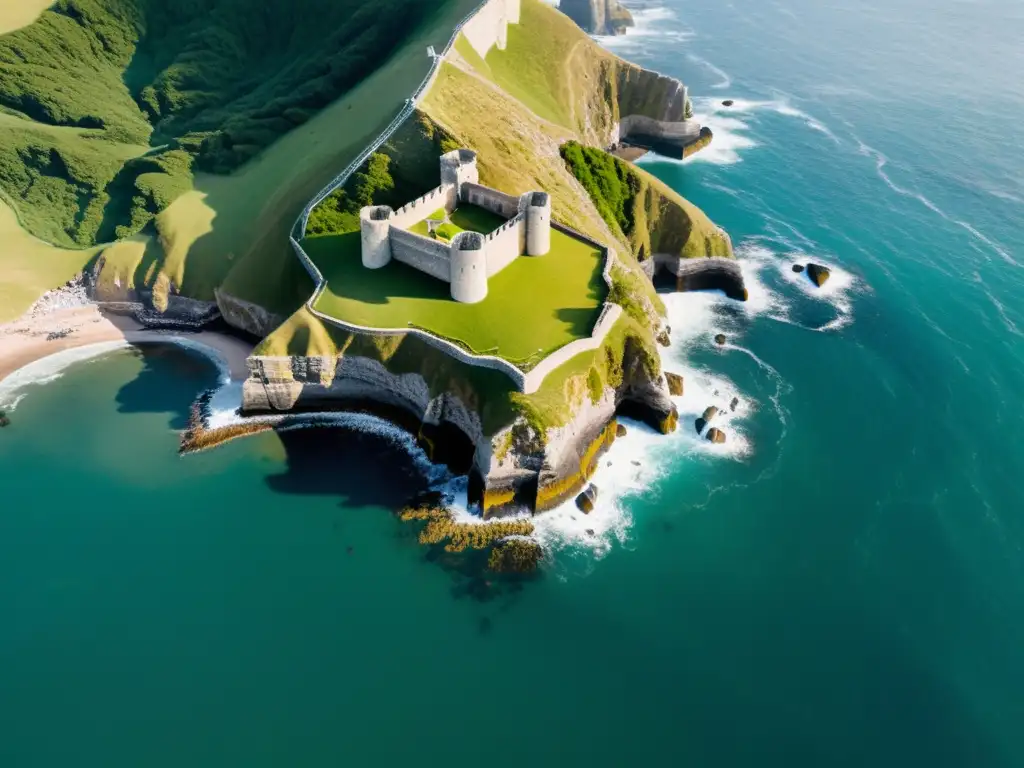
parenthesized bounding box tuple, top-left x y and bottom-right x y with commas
(240, 344, 677, 516)
(560, 0, 635, 36)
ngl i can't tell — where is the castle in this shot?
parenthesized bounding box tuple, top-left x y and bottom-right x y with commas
(359, 148, 551, 304)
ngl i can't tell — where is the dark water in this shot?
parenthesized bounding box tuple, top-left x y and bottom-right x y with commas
(3, 0, 1024, 765)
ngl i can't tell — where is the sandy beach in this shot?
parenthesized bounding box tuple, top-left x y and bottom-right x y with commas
(0, 304, 253, 385)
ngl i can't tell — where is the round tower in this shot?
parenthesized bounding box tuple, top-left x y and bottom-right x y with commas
(449, 231, 488, 304)
(522, 191, 551, 256)
(360, 205, 393, 268)
(440, 148, 479, 198)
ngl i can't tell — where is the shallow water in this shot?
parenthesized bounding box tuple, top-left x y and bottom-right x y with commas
(3, 0, 1024, 764)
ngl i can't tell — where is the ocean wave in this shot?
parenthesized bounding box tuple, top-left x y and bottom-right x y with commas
(0, 341, 129, 411)
(686, 52, 731, 89)
(592, 4, 695, 54)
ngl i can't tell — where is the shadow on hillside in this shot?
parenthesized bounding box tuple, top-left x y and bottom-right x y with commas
(264, 425, 431, 509)
(555, 306, 602, 337)
(114, 342, 221, 429)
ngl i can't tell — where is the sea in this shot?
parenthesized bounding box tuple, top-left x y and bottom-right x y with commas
(2, 0, 1023, 764)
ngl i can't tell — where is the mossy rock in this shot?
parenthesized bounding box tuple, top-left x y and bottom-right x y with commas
(665, 371, 684, 396)
(488, 539, 543, 573)
(659, 407, 678, 434)
(707, 427, 726, 444)
(807, 263, 831, 287)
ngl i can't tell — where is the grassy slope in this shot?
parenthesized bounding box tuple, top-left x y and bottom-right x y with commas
(306, 226, 605, 365)
(0, 0, 480, 316)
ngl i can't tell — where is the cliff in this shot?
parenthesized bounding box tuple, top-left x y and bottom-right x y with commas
(560, 0, 635, 35)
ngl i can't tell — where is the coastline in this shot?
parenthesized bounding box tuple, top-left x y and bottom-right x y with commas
(0, 304, 253, 387)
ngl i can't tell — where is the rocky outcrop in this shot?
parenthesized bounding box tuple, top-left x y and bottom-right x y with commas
(655, 255, 748, 301)
(702, 406, 719, 421)
(807, 263, 831, 287)
(665, 371, 684, 396)
(792, 264, 805, 273)
(576, 485, 599, 513)
(707, 427, 726, 444)
(714, 333, 726, 345)
(215, 289, 286, 338)
(561, 0, 634, 35)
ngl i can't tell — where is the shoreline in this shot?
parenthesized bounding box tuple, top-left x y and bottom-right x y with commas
(0, 304, 253, 389)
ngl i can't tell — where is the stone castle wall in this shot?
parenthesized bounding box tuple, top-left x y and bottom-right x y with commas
(460, 182, 520, 219)
(461, 0, 521, 58)
(483, 214, 526, 276)
(617, 114, 702, 143)
(390, 228, 452, 282)
(390, 184, 457, 229)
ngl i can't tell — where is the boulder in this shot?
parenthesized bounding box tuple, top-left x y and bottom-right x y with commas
(576, 485, 599, 514)
(655, 329, 671, 347)
(0, 412, 9, 428)
(706, 427, 727, 444)
(722, 99, 734, 107)
(792, 264, 805, 273)
(730, 397, 740, 412)
(694, 417, 707, 435)
(715, 333, 727, 346)
(807, 263, 831, 287)
(616, 423, 628, 438)
(702, 406, 719, 422)
(665, 371, 684, 396)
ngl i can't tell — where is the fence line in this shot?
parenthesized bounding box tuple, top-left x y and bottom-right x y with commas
(284, 0, 622, 395)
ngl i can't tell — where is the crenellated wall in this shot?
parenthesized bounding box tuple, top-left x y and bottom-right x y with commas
(483, 214, 526, 276)
(390, 228, 453, 282)
(389, 184, 457, 229)
(460, 182, 520, 218)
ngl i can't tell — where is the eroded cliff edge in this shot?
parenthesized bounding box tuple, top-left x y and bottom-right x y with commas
(560, 0, 635, 36)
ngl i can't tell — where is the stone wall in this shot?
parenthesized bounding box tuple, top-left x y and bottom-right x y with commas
(461, 0, 520, 58)
(483, 214, 525, 276)
(460, 182, 520, 219)
(618, 114, 702, 143)
(390, 228, 452, 282)
(390, 183, 457, 229)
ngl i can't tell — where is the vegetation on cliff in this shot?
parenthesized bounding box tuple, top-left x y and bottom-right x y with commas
(560, 141, 732, 261)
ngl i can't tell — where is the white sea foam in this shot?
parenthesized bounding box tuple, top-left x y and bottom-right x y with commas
(687, 53, 731, 89)
(0, 341, 129, 410)
(591, 5, 694, 53)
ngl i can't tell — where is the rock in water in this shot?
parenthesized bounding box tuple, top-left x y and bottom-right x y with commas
(792, 264, 805, 273)
(0, 412, 9, 428)
(656, 329, 671, 347)
(730, 397, 740, 412)
(722, 99, 735, 107)
(807, 263, 832, 287)
(702, 406, 719, 422)
(715, 333, 727, 345)
(706, 427, 727, 444)
(616, 423, 628, 438)
(695, 417, 707, 435)
(665, 371, 684, 396)
(576, 485, 599, 514)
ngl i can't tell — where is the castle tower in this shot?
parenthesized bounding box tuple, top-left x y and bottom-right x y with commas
(360, 205, 394, 268)
(440, 148, 479, 199)
(504, 0, 521, 24)
(521, 191, 551, 256)
(449, 231, 488, 303)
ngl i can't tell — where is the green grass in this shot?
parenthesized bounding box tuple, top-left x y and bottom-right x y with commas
(305, 225, 606, 365)
(406, 204, 506, 239)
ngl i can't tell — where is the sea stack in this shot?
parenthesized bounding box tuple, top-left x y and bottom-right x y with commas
(560, 0, 635, 35)
(807, 263, 832, 287)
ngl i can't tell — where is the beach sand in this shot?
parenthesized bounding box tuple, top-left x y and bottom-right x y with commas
(0, 305, 253, 384)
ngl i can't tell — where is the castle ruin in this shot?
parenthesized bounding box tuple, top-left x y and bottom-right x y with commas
(359, 148, 551, 304)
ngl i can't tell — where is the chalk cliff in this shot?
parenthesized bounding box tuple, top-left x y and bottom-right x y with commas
(560, 0, 635, 35)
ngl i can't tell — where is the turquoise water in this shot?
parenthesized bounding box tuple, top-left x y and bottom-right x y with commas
(3, 0, 1024, 764)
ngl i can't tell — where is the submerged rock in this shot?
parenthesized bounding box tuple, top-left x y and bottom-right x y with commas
(576, 484, 599, 514)
(702, 406, 719, 422)
(665, 371, 684, 396)
(0, 411, 9, 428)
(807, 263, 832, 287)
(792, 264, 805, 273)
(707, 427, 727, 444)
(715, 333, 727, 346)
